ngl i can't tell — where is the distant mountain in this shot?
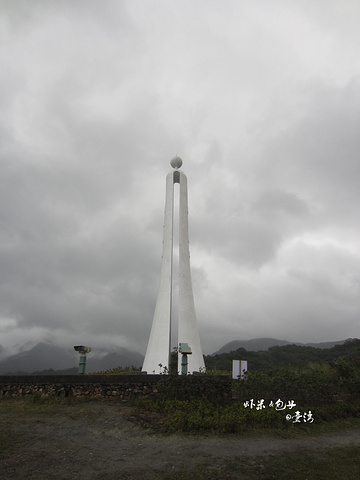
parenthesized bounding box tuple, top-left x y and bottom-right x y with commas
(212, 337, 347, 355)
(86, 351, 144, 372)
(0, 343, 75, 374)
(4, 368, 79, 376)
(0, 342, 144, 375)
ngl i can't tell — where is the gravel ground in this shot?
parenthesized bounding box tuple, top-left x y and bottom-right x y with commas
(2, 401, 360, 479)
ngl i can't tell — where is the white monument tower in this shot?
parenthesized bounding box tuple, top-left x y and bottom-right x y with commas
(142, 157, 205, 374)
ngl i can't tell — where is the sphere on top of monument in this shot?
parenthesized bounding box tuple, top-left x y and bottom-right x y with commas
(170, 155, 183, 169)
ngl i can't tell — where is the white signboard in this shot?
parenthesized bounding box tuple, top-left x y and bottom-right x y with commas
(232, 360, 240, 379)
(232, 359, 248, 379)
(240, 360, 248, 380)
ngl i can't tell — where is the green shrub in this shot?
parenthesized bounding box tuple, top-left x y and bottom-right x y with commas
(134, 358, 360, 434)
(90, 365, 141, 375)
(156, 374, 232, 403)
(136, 396, 291, 433)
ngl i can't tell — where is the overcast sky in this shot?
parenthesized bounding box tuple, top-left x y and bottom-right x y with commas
(1, 0, 360, 359)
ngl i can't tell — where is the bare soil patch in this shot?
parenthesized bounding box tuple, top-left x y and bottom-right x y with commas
(1, 400, 360, 479)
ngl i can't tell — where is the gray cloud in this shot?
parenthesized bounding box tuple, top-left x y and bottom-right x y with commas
(1, 1, 360, 357)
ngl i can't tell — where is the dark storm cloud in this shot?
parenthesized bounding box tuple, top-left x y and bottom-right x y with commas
(1, 0, 360, 356)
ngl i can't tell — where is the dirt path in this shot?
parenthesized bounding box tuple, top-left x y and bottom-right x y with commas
(2, 402, 360, 479)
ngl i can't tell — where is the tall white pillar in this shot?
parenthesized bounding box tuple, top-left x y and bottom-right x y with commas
(142, 157, 205, 374)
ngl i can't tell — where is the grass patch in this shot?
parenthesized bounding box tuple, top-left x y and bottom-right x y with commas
(0, 417, 19, 459)
(0, 395, 103, 431)
(134, 396, 360, 435)
(0, 395, 65, 415)
(0, 396, 104, 459)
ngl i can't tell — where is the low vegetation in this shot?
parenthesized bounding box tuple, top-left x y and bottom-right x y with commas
(90, 365, 141, 375)
(134, 339, 360, 434)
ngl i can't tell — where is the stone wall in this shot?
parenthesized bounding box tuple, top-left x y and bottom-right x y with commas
(0, 374, 162, 401)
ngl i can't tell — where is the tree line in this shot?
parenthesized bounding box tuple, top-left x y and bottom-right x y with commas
(204, 338, 360, 373)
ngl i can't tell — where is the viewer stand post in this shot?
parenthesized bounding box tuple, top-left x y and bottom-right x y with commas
(179, 343, 192, 375)
(74, 346, 92, 374)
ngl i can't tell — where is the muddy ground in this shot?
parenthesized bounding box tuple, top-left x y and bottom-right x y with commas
(2, 401, 360, 479)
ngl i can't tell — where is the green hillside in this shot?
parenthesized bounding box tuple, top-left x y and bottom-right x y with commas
(204, 338, 360, 372)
